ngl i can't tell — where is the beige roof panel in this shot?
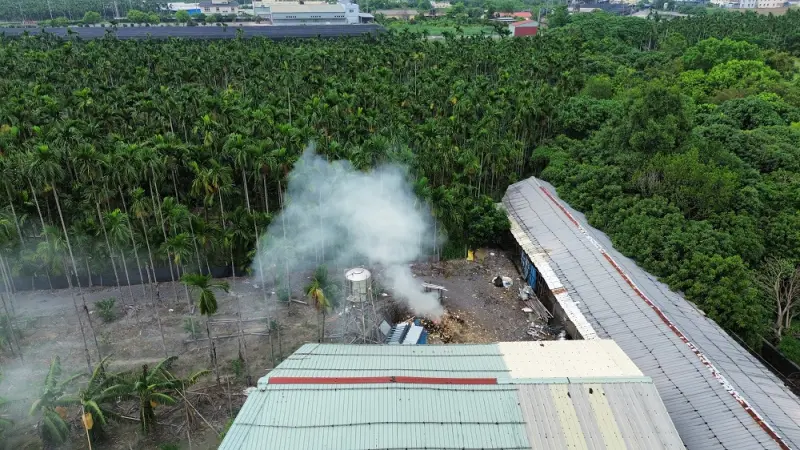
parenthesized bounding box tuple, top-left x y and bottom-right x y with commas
(498, 341, 643, 379)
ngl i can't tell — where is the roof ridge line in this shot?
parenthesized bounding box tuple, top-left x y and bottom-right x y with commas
(534, 180, 791, 450)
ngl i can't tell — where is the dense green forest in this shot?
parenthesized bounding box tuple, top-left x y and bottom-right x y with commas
(0, 0, 163, 22)
(1, 11, 800, 358)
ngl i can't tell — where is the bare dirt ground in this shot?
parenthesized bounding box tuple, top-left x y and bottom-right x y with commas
(1, 274, 322, 450)
(0, 248, 551, 449)
(409, 248, 547, 343)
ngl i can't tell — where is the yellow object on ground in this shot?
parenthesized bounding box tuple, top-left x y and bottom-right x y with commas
(467, 249, 474, 261)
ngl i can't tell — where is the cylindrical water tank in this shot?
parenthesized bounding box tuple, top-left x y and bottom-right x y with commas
(345, 268, 371, 303)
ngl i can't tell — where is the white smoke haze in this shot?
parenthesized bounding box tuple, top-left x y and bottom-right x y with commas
(253, 146, 445, 319)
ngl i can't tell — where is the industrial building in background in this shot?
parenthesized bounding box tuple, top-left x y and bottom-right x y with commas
(199, 0, 239, 14)
(503, 176, 800, 449)
(254, 0, 372, 25)
(219, 341, 685, 449)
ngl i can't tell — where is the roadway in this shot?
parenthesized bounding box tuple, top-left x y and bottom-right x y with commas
(0, 24, 385, 40)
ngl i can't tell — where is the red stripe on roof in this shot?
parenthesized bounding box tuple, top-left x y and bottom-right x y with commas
(268, 376, 498, 385)
(537, 185, 791, 450)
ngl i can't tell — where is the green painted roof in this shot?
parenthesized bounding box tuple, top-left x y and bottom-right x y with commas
(223, 385, 529, 449)
(220, 343, 684, 450)
(260, 343, 509, 382)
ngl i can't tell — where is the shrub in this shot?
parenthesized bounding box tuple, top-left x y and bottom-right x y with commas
(183, 317, 202, 339)
(779, 336, 800, 366)
(277, 285, 290, 303)
(95, 298, 117, 323)
(230, 358, 244, 380)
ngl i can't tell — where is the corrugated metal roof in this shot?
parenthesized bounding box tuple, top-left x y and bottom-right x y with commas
(221, 342, 685, 450)
(222, 384, 530, 450)
(498, 341, 643, 378)
(503, 177, 800, 450)
(518, 382, 685, 450)
(261, 343, 508, 381)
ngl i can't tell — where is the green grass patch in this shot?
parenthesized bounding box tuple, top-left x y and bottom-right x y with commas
(387, 22, 496, 36)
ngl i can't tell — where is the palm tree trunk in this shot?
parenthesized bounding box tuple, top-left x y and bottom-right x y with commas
(172, 170, 180, 203)
(150, 174, 179, 304)
(0, 255, 17, 317)
(117, 248, 138, 323)
(27, 180, 54, 291)
(138, 215, 159, 291)
(206, 319, 220, 384)
(262, 173, 269, 213)
(186, 218, 203, 274)
(95, 199, 122, 296)
(0, 293, 21, 359)
(218, 189, 250, 381)
(5, 183, 24, 243)
(118, 186, 148, 300)
(217, 190, 235, 286)
(145, 263, 168, 357)
(84, 256, 93, 287)
(52, 183, 100, 367)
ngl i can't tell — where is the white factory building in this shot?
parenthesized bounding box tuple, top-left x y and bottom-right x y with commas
(253, 0, 367, 24)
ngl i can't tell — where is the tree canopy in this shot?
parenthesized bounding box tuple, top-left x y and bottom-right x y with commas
(1, 10, 800, 357)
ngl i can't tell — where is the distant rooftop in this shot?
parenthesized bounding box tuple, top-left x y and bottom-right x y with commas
(499, 11, 533, 18)
(219, 342, 685, 449)
(503, 177, 800, 449)
(269, 3, 344, 12)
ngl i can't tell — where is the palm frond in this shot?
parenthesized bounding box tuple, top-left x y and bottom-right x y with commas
(44, 356, 62, 389)
(59, 372, 86, 390)
(101, 383, 134, 399)
(53, 396, 79, 407)
(181, 272, 210, 288)
(29, 399, 42, 416)
(210, 279, 230, 292)
(150, 356, 178, 377)
(149, 392, 177, 406)
(82, 400, 108, 426)
(89, 355, 113, 385)
(187, 369, 211, 385)
(42, 410, 69, 444)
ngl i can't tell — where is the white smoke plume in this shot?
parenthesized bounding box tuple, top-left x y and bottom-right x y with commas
(252, 147, 445, 318)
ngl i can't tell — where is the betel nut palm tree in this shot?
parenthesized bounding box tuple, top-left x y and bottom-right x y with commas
(181, 273, 229, 383)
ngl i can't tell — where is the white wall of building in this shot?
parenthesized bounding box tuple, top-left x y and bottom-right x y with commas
(257, 2, 361, 24)
(202, 4, 238, 13)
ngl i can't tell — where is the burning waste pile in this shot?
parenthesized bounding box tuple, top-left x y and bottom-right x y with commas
(251, 146, 445, 320)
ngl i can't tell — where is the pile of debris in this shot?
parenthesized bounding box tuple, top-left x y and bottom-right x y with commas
(411, 313, 470, 344)
(527, 323, 567, 340)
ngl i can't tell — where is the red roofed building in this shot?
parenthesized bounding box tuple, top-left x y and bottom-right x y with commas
(498, 11, 532, 19)
(509, 20, 539, 37)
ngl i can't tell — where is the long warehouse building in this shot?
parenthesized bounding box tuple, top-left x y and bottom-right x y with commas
(220, 341, 686, 449)
(503, 176, 800, 449)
